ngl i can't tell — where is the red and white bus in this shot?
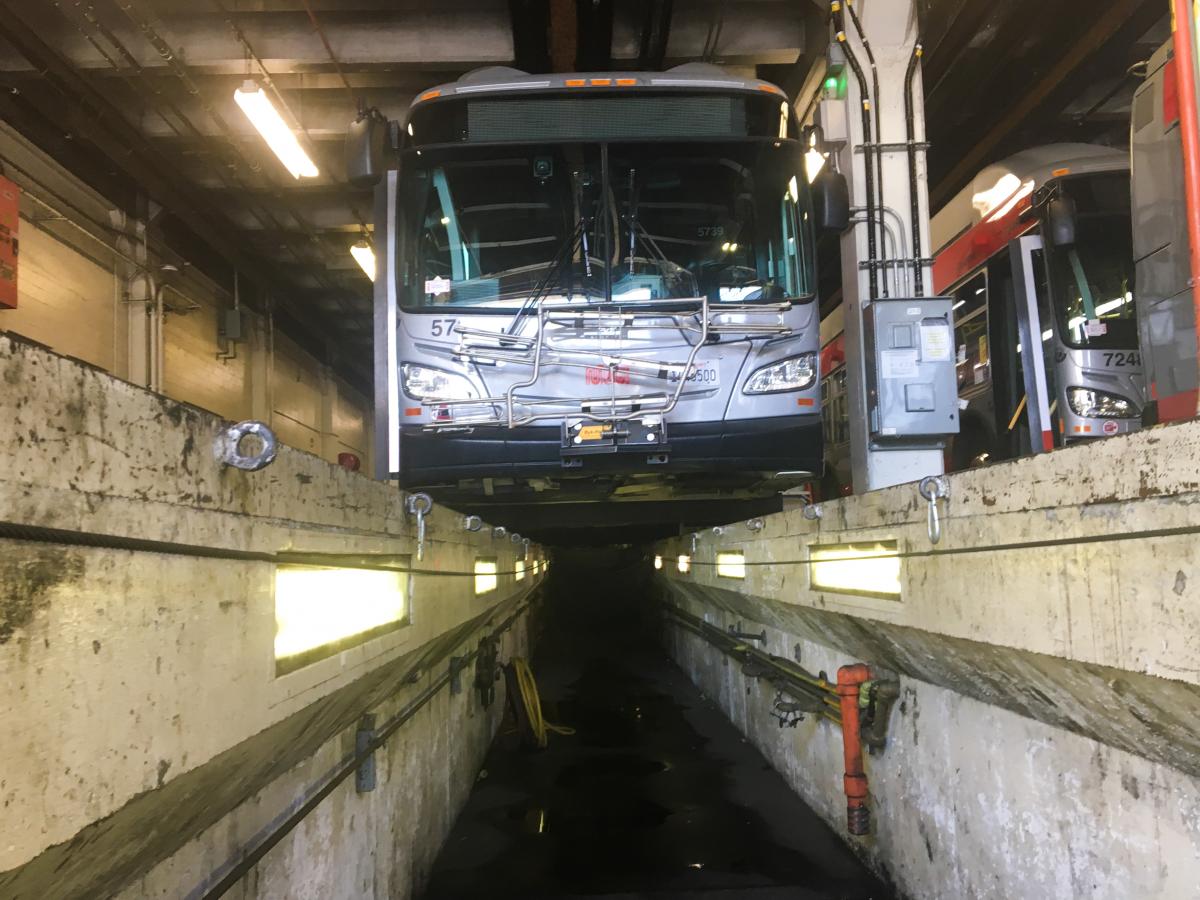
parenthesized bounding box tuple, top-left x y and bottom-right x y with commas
(821, 144, 1143, 490)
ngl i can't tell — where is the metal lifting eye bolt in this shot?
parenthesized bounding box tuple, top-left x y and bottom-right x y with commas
(918, 476, 949, 545)
(462, 515, 484, 532)
(215, 420, 278, 471)
(405, 492, 433, 561)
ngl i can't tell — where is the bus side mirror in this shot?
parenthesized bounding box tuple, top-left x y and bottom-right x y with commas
(813, 170, 851, 233)
(346, 109, 387, 188)
(1046, 193, 1077, 246)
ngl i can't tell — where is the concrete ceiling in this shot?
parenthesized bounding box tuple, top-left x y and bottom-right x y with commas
(0, 0, 1169, 389)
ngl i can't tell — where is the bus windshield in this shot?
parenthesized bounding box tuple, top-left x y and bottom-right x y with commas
(1042, 173, 1136, 350)
(396, 140, 815, 312)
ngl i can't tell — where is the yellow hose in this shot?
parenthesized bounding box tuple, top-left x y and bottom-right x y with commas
(511, 657, 575, 748)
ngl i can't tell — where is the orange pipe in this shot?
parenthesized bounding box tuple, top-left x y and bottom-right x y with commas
(836, 663, 872, 835)
(1172, 0, 1200, 416)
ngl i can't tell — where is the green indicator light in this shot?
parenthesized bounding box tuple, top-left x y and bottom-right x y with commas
(824, 76, 839, 91)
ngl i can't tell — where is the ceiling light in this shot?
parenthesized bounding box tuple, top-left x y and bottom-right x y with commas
(234, 81, 318, 179)
(351, 239, 375, 281)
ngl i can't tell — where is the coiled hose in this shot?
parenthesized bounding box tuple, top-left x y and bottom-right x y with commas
(511, 657, 575, 749)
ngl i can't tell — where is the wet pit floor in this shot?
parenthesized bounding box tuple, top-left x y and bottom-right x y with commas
(422, 560, 893, 900)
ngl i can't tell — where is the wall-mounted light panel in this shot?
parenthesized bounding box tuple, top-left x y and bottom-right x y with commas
(716, 551, 746, 579)
(474, 558, 498, 595)
(274, 564, 408, 674)
(808, 541, 901, 600)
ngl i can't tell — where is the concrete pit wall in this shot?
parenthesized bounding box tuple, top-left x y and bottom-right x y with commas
(657, 422, 1200, 899)
(0, 333, 544, 899)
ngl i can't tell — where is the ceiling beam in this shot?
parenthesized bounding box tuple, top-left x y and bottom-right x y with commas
(0, 8, 515, 73)
(509, 0, 551, 73)
(929, 0, 1162, 208)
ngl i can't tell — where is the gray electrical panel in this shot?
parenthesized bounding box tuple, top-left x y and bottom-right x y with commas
(220, 308, 246, 342)
(863, 297, 959, 446)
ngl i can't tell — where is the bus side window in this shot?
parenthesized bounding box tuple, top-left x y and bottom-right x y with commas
(952, 273, 990, 393)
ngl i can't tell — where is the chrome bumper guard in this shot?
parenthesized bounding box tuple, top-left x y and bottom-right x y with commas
(421, 297, 792, 430)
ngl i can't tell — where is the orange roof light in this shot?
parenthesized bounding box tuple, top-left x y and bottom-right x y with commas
(616, 78, 638, 86)
(1052, 167, 1071, 177)
(416, 89, 441, 102)
(757, 83, 785, 96)
(565, 78, 587, 87)
(589, 78, 612, 86)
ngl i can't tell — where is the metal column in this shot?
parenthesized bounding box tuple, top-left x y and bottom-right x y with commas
(827, 0, 953, 493)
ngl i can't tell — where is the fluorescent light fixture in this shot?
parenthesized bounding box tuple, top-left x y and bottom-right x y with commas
(677, 554, 691, 574)
(654, 555, 663, 570)
(716, 551, 746, 579)
(515, 559, 526, 581)
(952, 299, 965, 310)
(809, 541, 901, 600)
(474, 558, 498, 594)
(351, 239, 375, 281)
(234, 81, 319, 179)
(274, 565, 406, 668)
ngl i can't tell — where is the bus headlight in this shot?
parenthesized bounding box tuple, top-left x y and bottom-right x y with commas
(743, 353, 817, 394)
(400, 363, 478, 401)
(1066, 387, 1135, 418)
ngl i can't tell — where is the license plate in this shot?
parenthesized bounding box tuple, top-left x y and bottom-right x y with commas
(668, 362, 720, 389)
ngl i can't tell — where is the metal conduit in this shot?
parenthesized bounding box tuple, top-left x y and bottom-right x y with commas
(663, 604, 842, 722)
(198, 599, 534, 899)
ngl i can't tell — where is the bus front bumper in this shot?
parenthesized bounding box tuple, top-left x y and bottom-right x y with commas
(397, 414, 823, 486)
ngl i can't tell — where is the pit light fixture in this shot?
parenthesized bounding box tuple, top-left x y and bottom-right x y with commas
(351, 238, 376, 281)
(274, 564, 406, 667)
(809, 541, 901, 600)
(234, 81, 319, 179)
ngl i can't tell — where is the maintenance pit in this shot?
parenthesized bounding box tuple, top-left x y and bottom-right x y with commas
(2, 1, 1199, 899)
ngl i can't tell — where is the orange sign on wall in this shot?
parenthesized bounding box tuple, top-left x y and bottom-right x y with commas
(0, 175, 18, 309)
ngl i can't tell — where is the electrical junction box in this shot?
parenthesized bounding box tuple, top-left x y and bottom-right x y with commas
(220, 308, 246, 342)
(863, 297, 959, 446)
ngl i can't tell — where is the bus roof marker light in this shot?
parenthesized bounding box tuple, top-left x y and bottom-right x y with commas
(234, 81, 318, 179)
(351, 239, 375, 282)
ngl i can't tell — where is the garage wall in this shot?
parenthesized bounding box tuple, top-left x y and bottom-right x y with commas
(161, 287, 253, 424)
(0, 174, 372, 471)
(0, 222, 122, 373)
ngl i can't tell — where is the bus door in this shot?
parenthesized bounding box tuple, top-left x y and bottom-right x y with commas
(949, 271, 996, 468)
(1009, 235, 1056, 454)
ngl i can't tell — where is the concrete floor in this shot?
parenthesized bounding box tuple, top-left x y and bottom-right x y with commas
(422, 553, 892, 899)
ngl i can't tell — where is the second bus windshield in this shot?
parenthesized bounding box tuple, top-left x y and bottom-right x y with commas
(398, 140, 814, 311)
(1043, 172, 1136, 350)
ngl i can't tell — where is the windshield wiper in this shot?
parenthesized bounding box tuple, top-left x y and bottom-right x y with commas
(504, 216, 584, 336)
